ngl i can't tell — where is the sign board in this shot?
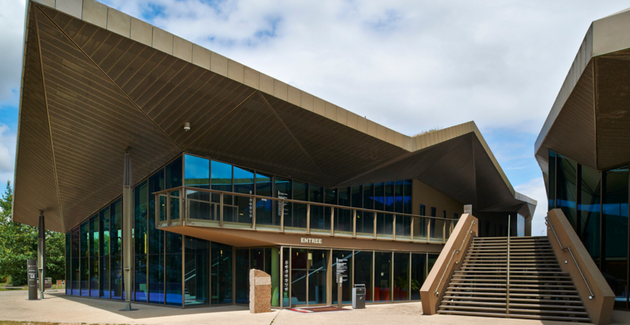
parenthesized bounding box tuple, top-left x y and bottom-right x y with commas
(336, 258, 348, 284)
(27, 259, 37, 300)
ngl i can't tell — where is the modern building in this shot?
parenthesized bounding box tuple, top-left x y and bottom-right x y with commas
(536, 8, 630, 311)
(13, 0, 535, 308)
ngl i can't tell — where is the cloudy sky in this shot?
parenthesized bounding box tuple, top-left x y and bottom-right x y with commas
(1, 0, 629, 235)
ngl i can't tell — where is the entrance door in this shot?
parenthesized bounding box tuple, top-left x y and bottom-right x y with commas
(289, 248, 328, 306)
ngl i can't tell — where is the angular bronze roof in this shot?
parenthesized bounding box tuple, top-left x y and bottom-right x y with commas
(536, 8, 630, 181)
(14, 0, 535, 232)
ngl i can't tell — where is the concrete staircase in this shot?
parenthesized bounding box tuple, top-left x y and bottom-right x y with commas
(438, 236, 590, 322)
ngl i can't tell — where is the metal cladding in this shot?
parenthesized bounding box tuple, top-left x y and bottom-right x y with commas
(14, 0, 535, 232)
(536, 8, 630, 180)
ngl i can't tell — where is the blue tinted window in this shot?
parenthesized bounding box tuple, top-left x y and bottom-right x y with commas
(166, 156, 183, 189)
(211, 160, 232, 192)
(184, 155, 209, 188)
(234, 166, 254, 194)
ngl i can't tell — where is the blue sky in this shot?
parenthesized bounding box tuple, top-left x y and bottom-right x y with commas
(2, 0, 630, 236)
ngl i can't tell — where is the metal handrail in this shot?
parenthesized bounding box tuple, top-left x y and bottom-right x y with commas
(545, 217, 594, 300)
(434, 219, 476, 296)
(154, 186, 454, 222)
(506, 215, 510, 315)
(154, 186, 456, 243)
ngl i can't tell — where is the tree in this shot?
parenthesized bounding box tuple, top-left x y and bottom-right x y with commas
(0, 182, 65, 286)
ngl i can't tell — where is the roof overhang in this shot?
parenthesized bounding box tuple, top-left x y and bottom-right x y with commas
(536, 8, 630, 188)
(13, 0, 535, 232)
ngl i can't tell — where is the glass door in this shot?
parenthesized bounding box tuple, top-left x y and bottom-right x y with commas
(288, 248, 330, 306)
(308, 249, 328, 305)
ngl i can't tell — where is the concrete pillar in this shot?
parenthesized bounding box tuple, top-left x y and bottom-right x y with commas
(122, 150, 134, 311)
(37, 211, 45, 299)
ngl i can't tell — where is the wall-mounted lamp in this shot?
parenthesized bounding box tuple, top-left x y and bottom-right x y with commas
(184, 122, 191, 131)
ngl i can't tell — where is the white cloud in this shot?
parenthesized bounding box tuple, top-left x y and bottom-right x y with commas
(515, 177, 548, 236)
(0, 124, 16, 176)
(93, 0, 629, 137)
(0, 0, 26, 101)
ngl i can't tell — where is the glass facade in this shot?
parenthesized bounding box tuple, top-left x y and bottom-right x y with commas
(64, 153, 449, 308)
(548, 150, 629, 309)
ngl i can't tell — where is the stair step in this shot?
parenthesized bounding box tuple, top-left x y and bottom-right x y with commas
(450, 283, 577, 289)
(442, 296, 583, 303)
(437, 310, 589, 322)
(509, 303, 585, 310)
(448, 287, 579, 294)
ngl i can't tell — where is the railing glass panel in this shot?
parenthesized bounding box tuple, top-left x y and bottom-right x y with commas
(356, 211, 374, 237)
(334, 207, 353, 235)
(413, 217, 427, 241)
(395, 215, 411, 240)
(429, 218, 444, 242)
(376, 213, 394, 239)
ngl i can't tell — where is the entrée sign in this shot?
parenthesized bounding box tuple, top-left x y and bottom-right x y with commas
(300, 237, 323, 244)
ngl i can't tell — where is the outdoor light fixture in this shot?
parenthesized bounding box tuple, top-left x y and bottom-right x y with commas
(184, 122, 191, 131)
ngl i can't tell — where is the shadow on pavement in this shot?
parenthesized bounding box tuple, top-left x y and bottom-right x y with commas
(49, 291, 256, 320)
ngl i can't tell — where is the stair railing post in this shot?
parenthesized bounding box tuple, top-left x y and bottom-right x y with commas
(506, 214, 510, 316)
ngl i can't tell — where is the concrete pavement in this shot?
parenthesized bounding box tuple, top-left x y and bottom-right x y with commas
(1, 290, 629, 325)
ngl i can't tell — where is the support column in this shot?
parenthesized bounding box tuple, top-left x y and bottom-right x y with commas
(37, 210, 45, 299)
(122, 150, 134, 311)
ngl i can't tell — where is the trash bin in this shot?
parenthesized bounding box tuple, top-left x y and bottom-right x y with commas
(352, 284, 366, 309)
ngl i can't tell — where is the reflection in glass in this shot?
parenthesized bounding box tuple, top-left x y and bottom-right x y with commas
(291, 249, 307, 305)
(557, 154, 578, 229)
(165, 253, 182, 305)
(363, 184, 374, 209)
(148, 254, 164, 304)
(184, 155, 209, 188)
(394, 181, 403, 213)
(185, 237, 210, 306)
(308, 250, 328, 305)
(256, 173, 274, 226)
(354, 251, 373, 303)
(212, 242, 233, 304)
(89, 215, 99, 297)
(309, 185, 326, 232)
(135, 255, 147, 302)
(99, 207, 110, 298)
(235, 249, 249, 304)
(288, 182, 307, 229)
(603, 166, 628, 307)
(549, 150, 556, 210)
(71, 227, 81, 296)
(80, 221, 89, 296)
(410, 253, 426, 300)
(110, 200, 122, 299)
(374, 183, 384, 210)
(374, 252, 391, 302)
(393, 253, 409, 301)
(65, 233, 71, 295)
(403, 180, 412, 214)
(234, 167, 254, 224)
(384, 182, 394, 212)
(580, 165, 601, 260)
(166, 156, 183, 189)
(211, 160, 232, 192)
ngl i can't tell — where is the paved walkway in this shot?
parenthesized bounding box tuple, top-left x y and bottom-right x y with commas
(0, 290, 629, 325)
